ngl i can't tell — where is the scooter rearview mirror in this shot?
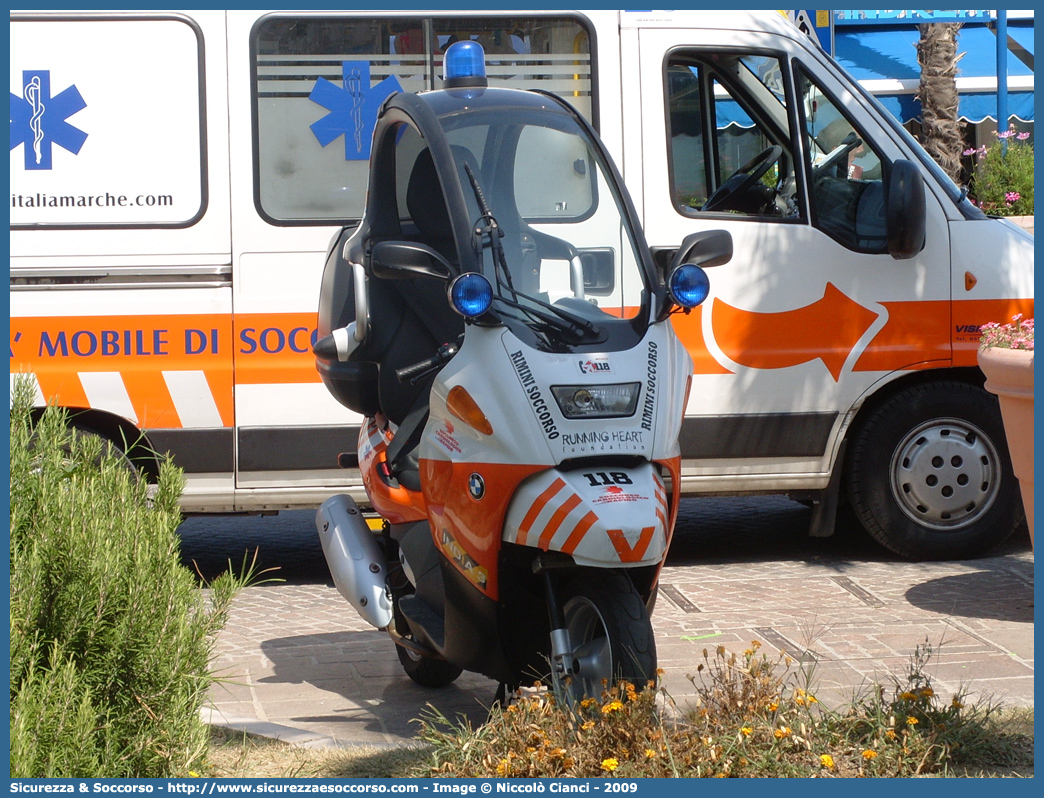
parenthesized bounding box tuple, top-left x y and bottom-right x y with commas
(371, 241, 452, 281)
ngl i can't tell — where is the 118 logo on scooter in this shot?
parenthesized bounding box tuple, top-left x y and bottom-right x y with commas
(579, 357, 612, 374)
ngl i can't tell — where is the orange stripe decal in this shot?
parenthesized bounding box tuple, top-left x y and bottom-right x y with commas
(121, 370, 182, 429)
(517, 477, 566, 547)
(33, 370, 90, 410)
(561, 511, 599, 555)
(537, 493, 583, 550)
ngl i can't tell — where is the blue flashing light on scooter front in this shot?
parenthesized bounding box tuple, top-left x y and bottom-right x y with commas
(668, 263, 711, 309)
(443, 40, 488, 89)
(449, 272, 494, 318)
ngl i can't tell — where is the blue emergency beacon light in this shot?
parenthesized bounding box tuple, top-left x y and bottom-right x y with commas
(443, 40, 488, 89)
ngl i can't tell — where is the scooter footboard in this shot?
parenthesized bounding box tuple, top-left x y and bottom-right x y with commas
(502, 463, 668, 567)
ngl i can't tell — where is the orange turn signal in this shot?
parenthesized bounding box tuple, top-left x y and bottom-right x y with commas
(447, 385, 494, 435)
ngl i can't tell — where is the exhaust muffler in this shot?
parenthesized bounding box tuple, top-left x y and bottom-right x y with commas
(315, 495, 393, 628)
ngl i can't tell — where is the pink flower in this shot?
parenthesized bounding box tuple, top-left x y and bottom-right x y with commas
(1016, 132, 1031, 140)
(980, 314, 1035, 351)
(1005, 191, 1021, 204)
(963, 147, 978, 156)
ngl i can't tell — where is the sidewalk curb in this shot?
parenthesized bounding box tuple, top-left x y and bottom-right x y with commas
(200, 707, 420, 751)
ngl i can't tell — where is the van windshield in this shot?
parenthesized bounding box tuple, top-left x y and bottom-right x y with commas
(434, 96, 650, 348)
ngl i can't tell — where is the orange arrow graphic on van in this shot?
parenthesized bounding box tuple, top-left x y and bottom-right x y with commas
(711, 283, 879, 381)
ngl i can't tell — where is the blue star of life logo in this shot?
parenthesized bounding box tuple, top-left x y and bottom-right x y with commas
(10, 70, 87, 171)
(309, 61, 402, 161)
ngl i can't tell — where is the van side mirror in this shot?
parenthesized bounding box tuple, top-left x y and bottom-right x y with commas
(670, 229, 733, 273)
(886, 160, 926, 260)
(371, 241, 452, 280)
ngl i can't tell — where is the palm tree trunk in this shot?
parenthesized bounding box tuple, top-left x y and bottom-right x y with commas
(916, 22, 964, 183)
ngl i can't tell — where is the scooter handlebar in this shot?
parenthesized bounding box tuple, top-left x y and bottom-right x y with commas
(395, 343, 459, 385)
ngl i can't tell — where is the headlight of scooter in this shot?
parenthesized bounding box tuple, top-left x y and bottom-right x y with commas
(550, 382, 641, 419)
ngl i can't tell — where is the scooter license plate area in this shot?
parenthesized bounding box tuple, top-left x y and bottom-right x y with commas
(503, 463, 668, 567)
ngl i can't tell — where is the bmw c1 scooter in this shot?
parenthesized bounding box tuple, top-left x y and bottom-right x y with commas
(313, 41, 731, 703)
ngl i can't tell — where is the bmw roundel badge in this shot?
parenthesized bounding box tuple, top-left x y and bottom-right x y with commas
(468, 472, 485, 501)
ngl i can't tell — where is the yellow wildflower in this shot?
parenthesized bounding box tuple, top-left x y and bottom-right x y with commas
(601, 758, 619, 772)
(819, 754, 835, 769)
(862, 750, 878, 761)
(496, 760, 510, 776)
(740, 727, 753, 737)
(506, 704, 518, 713)
(906, 716, 919, 726)
(774, 726, 792, 739)
(582, 720, 595, 731)
(580, 698, 596, 709)
(562, 757, 575, 770)
(644, 748, 657, 759)
(919, 687, 934, 698)
(885, 729, 897, 740)
(751, 640, 761, 649)
(951, 697, 964, 709)
(768, 701, 779, 712)
(900, 691, 918, 701)
(656, 667, 665, 676)
(602, 700, 624, 714)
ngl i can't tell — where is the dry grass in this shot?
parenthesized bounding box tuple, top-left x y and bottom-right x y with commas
(205, 726, 427, 779)
(203, 640, 1034, 779)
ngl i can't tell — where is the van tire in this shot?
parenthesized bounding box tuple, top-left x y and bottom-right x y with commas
(847, 381, 1021, 560)
(70, 424, 141, 481)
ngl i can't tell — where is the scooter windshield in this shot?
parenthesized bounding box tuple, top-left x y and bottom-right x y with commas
(429, 90, 652, 350)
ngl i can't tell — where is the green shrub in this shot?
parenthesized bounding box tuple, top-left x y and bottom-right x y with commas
(9, 377, 242, 778)
(965, 126, 1034, 216)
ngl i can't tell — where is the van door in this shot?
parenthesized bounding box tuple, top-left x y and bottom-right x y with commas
(10, 11, 235, 511)
(631, 27, 952, 492)
(227, 11, 598, 511)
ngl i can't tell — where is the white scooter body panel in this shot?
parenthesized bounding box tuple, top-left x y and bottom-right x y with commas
(420, 318, 692, 568)
(502, 463, 668, 567)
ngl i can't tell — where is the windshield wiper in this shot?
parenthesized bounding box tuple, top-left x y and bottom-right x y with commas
(492, 294, 593, 343)
(462, 162, 601, 344)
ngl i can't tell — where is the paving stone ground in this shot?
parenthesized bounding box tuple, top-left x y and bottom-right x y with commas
(181, 498, 1034, 748)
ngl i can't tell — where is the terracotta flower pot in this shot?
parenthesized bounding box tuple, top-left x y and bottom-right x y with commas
(978, 346, 1034, 545)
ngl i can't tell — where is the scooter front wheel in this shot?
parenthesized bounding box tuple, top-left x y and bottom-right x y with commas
(556, 571, 657, 703)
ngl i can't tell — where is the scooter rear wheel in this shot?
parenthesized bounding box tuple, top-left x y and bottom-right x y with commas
(394, 641, 464, 688)
(556, 571, 657, 703)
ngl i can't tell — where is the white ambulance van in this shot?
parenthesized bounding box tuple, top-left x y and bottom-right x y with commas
(10, 10, 1033, 559)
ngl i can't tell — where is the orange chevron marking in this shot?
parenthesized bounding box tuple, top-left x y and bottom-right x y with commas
(606, 526, 657, 563)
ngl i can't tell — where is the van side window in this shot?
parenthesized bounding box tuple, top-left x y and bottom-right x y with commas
(665, 52, 803, 221)
(796, 66, 888, 253)
(252, 14, 593, 225)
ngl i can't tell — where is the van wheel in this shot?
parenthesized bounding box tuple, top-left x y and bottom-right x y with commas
(69, 424, 140, 480)
(847, 381, 1020, 560)
(553, 571, 656, 705)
